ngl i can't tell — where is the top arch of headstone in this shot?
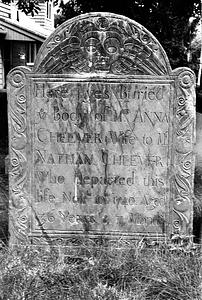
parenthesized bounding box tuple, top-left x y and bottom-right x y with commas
(33, 12, 172, 75)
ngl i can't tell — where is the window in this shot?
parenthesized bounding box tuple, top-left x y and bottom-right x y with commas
(26, 43, 38, 65)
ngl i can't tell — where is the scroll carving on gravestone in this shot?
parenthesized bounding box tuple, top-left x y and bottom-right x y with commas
(171, 68, 195, 236)
(7, 13, 195, 246)
(7, 67, 31, 244)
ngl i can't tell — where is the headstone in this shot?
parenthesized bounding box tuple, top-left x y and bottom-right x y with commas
(7, 13, 196, 246)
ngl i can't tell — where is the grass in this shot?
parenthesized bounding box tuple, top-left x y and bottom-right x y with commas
(0, 239, 201, 300)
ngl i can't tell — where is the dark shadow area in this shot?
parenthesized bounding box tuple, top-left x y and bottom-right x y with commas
(0, 90, 8, 244)
(196, 88, 202, 114)
(193, 217, 202, 243)
(193, 166, 202, 243)
(194, 109, 202, 243)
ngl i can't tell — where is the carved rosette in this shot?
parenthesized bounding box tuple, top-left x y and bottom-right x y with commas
(7, 67, 31, 245)
(171, 68, 196, 236)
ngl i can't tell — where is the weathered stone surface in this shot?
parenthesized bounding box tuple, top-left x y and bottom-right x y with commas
(7, 13, 196, 246)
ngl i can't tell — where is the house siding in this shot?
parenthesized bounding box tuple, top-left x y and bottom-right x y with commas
(31, 1, 54, 31)
(4, 27, 38, 41)
(11, 0, 54, 31)
(0, 2, 11, 19)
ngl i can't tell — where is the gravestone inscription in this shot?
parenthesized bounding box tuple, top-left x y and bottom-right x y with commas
(7, 13, 196, 246)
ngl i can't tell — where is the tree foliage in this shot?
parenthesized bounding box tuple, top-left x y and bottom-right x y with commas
(55, 0, 200, 71)
(1, 0, 50, 16)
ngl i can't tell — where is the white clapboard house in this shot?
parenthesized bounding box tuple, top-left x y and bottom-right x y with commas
(0, 0, 54, 148)
(0, 0, 54, 91)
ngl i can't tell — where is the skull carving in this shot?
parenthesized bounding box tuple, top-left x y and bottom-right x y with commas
(82, 31, 123, 72)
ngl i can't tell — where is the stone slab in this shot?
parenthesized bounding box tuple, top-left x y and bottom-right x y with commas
(7, 13, 196, 246)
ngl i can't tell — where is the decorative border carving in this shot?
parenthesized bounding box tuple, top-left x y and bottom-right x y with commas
(30, 234, 163, 248)
(7, 67, 31, 245)
(171, 68, 196, 236)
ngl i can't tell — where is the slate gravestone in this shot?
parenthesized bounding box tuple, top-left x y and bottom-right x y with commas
(7, 13, 196, 246)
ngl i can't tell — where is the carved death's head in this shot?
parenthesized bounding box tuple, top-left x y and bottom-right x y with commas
(39, 16, 167, 75)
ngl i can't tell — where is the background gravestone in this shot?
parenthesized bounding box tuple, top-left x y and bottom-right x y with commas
(7, 13, 195, 246)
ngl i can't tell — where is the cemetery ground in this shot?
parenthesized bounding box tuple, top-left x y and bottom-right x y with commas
(0, 238, 201, 299)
